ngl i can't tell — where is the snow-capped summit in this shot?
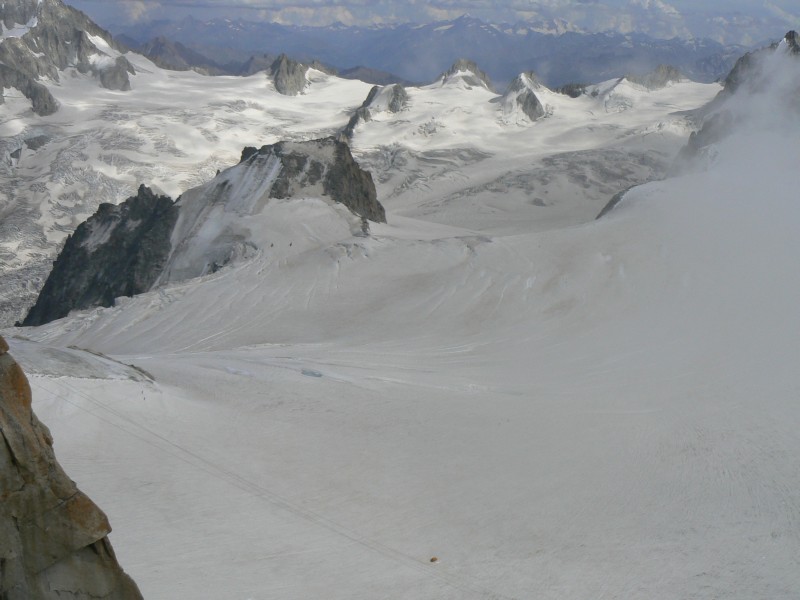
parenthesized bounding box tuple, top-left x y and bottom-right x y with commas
(437, 58, 494, 91)
(341, 83, 409, 139)
(500, 72, 547, 122)
(0, 0, 135, 114)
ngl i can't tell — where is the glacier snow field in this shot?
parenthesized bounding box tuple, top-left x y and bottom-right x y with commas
(5, 48, 800, 599)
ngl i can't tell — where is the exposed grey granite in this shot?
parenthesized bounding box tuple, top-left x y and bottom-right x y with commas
(0, 335, 143, 600)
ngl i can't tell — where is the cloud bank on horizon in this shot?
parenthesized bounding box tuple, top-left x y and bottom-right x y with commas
(70, 0, 799, 44)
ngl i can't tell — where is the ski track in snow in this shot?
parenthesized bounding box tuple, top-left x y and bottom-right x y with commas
(4, 47, 800, 600)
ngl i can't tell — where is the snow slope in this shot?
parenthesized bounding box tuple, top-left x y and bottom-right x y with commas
(4, 49, 800, 599)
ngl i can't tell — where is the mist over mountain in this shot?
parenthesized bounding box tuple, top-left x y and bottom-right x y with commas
(114, 15, 747, 87)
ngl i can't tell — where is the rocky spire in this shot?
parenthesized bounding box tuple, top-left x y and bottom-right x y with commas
(0, 335, 143, 599)
(269, 54, 309, 95)
(501, 72, 546, 121)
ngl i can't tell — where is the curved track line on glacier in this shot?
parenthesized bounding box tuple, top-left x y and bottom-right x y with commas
(31, 377, 518, 600)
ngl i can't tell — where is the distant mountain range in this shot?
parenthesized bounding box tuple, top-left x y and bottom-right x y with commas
(114, 14, 749, 87)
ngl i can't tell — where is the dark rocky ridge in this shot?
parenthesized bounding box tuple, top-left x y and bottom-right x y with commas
(555, 82, 588, 98)
(244, 137, 386, 222)
(24, 139, 384, 326)
(0, 63, 58, 115)
(516, 88, 545, 121)
(23, 185, 178, 327)
(0, 335, 143, 599)
(322, 140, 385, 223)
(269, 53, 310, 95)
(786, 30, 800, 55)
(0, 0, 135, 114)
(387, 84, 409, 112)
(341, 84, 408, 140)
(719, 31, 799, 98)
(502, 72, 546, 121)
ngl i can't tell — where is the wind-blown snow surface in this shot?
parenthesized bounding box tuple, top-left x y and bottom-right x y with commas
(5, 50, 800, 597)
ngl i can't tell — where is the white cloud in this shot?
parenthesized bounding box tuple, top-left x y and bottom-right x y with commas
(268, 5, 360, 25)
(119, 0, 161, 22)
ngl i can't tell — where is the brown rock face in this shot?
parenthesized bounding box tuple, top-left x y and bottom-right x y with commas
(0, 335, 143, 600)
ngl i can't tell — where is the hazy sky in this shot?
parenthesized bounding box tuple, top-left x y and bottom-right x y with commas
(68, 0, 799, 39)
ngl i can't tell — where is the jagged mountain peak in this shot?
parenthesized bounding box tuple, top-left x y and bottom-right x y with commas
(24, 138, 385, 325)
(501, 72, 547, 122)
(269, 53, 309, 95)
(506, 71, 546, 93)
(438, 58, 494, 91)
(781, 30, 799, 55)
(340, 83, 409, 140)
(0, 0, 135, 114)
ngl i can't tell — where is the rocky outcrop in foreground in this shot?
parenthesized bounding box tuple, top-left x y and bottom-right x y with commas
(0, 335, 143, 599)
